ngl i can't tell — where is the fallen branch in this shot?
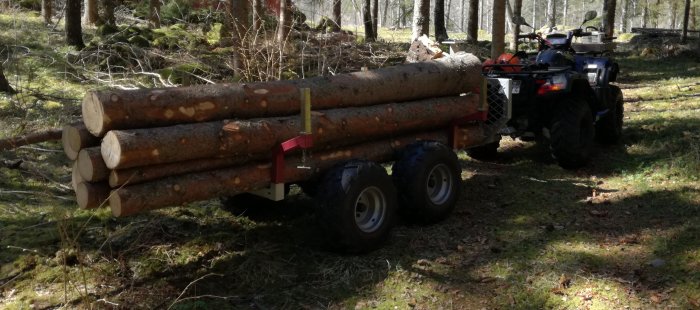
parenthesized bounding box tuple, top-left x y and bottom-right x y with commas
(0, 128, 62, 151)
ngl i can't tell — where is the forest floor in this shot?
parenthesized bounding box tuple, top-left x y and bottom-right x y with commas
(1, 10, 700, 310)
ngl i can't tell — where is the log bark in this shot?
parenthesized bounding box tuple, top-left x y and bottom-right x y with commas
(101, 94, 480, 169)
(0, 129, 62, 151)
(406, 35, 444, 63)
(77, 147, 109, 182)
(110, 131, 453, 216)
(62, 123, 99, 160)
(81, 53, 482, 136)
(109, 156, 251, 187)
(76, 182, 110, 209)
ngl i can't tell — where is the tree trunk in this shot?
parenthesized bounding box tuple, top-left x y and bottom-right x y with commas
(252, 0, 263, 33)
(0, 129, 62, 151)
(77, 147, 109, 182)
(363, 0, 375, 41)
(681, 0, 691, 43)
(620, 0, 629, 32)
(81, 53, 482, 136)
(41, 0, 52, 24)
(101, 94, 480, 169)
(332, 0, 342, 31)
(641, 0, 648, 28)
(372, 0, 379, 38)
(62, 123, 99, 160)
(510, 0, 523, 51)
(76, 182, 110, 209)
(435, 0, 449, 41)
(109, 127, 488, 217)
(532, 0, 537, 29)
(546, 0, 556, 29)
(492, 0, 506, 59)
(83, 0, 98, 25)
(604, 0, 617, 38)
(65, 0, 84, 48)
(0, 63, 15, 94)
(149, 0, 161, 28)
(103, 0, 115, 25)
(467, 0, 479, 43)
(562, 0, 568, 26)
(412, 0, 430, 41)
(277, 0, 292, 42)
(110, 156, 253, 187)
(382, 0, 389, 27)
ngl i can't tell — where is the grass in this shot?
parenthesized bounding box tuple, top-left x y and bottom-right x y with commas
(2, 9, 700, 309)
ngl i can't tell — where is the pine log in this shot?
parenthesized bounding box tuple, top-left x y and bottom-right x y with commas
(406, 35, 444, 63)
(110, 131, 455, 217)
(109, 156, 253, 187)
(0, 129, 62, 151)
(77, 147, 109, 182)
(62, 123, 100, 160)
(76, 182, 110, 209)
(82, 53, 482, 136)
(101, 94, 480, 169)
(71, 161, 83, 191)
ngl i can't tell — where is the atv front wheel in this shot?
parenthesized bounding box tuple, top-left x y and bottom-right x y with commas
(550, 97, 595, 169)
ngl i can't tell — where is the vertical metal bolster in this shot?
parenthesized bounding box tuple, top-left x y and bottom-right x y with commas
(301, 88, 311, 133)
(479, 77, 488, 111)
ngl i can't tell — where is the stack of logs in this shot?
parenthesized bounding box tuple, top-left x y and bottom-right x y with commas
(64, 53, 486, 217)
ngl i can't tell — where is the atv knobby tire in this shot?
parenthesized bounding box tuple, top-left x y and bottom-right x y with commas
(315, 160, 397, 253)
(392, 141, 461, 223)
(550, 97, 595, 169)
(595, 85, 624, 144)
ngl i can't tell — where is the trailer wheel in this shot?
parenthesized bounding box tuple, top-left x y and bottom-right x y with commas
(550, 97, 595, 169)
(315, 160, 397, 253)
(466, 138, 501, 160)
(392, 141, 461, 223)
(595, 85, 624, 144)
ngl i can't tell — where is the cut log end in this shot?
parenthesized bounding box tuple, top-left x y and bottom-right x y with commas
(82, 92, 108, 136)
(62, 125, 81, 160)
(77, 147, 109, 182)
(101, 131, 123, 169)
(71, 161, 84, 191)
(76, 182, 110, 210)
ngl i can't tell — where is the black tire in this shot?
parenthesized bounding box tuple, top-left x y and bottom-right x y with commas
(466, 139, 501, 160)
(550, 96, 595, 169)
(392, 141, 461, 223)
(595, 85, 624, 144)
(315, 160, 397, 253)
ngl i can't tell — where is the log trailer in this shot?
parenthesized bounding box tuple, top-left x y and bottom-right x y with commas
(66, 53, 513, 253)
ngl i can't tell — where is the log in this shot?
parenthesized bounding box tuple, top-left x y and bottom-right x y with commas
(62, 123, 100, 160)
(76, 182, 110, 209)
(101, 94, 480, 169)
(109, 156, 251, 187)
(108, 123, 488, 188)
(0, 128, 62, 151)
(110, 131, 453, 217)
(82, 53, 482, 136)
(406, 35, 444, 63)
(71, 161, 83, 191)
(77, 147, 109, 182)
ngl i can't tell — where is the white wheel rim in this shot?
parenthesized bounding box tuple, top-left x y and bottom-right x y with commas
(426, 164, 453, 205)
(354, 186, 386, 233)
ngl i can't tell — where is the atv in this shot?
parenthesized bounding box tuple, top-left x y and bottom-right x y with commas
(476, 11, 624, 169)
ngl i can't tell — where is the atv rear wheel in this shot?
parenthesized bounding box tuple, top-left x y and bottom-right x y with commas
(550, 97, 595, 169)
(595, 85, 624, 144)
